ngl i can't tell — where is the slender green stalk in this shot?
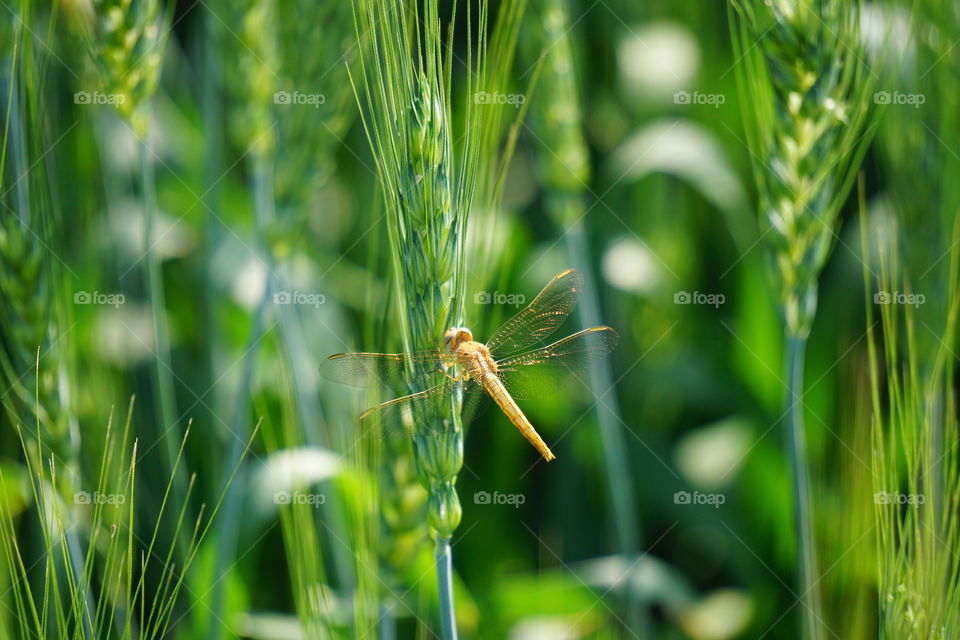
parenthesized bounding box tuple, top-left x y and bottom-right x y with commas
(200, 0, 224, 449)
(83, 0, 187, 540)
(785, 333, 819, 637)
(526, 0, 644, 631)
(209, 152, 274, 640)
(566, 222, 646, 633)
(435, 536, 457, 640)
(139, 131, 183, 508)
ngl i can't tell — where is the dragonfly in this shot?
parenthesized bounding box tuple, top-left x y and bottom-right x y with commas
(320, 269, 619, 461)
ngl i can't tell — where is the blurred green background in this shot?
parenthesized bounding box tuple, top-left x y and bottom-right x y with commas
(1, 0, 950, 638)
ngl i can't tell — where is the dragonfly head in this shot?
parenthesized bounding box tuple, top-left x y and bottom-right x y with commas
(443, 327, 474, 352)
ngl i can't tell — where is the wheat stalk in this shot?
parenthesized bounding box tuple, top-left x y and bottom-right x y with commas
(869, 1, 960, 636)
(80, 0, 185, 514)
(731, 1, 875, 637)
(863, 206, 960, 639)
(218, 0, 278, 161)
(526, 0, 644, 630)
(0, 0, 77, 489)
(211, 2, 365, 633)
(350, 1, 506, 636)
(0, 400, 259, 639)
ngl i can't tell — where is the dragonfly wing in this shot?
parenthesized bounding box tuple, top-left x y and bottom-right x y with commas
(485, 269, 584, 357)
(355, 378, 483, 441)
(495, 326, 619, 400)
(320, 350, 450, 391)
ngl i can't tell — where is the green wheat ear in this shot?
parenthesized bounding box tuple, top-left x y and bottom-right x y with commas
(0, 219, 64, 440)
(216, 0, 278, 160)
(351, 1, 530, 636)
(527, 0, 591, 224)
(732, 0, 876, 339)
(0, 8, 74, 482)
(80, 0, 169, 136)
(352, 0, 476, 541)
(273, 0, 356, 220)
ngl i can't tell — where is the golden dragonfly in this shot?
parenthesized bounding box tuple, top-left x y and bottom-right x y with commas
(321, 269, 618, 461)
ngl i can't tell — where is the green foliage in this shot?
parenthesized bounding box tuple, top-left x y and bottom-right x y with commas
(0, 402, 255, 639)
(5, 1, 960, 639)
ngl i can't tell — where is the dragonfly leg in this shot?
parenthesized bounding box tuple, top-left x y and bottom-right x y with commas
(439, 366, 470, 383)
(443, 370, 468, 382)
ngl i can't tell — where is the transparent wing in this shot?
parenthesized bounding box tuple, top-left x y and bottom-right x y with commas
(320, 350, 453, 391)
(485, 269, 584, 357)
(354, 379, 484, 441)
(495, 327, 619, 400)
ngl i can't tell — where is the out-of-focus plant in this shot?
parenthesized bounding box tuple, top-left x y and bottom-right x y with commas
(869, 0, 960, 636)
(77, 0, 181, 502)
(0, 400, 257, 639)
(526, 0, 644, 632)
(730, 1, 876, 636)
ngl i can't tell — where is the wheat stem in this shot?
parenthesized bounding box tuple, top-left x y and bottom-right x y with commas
(527, 0, 644, 628)
(138, 129, 183, 503)
(435, 535, 458, 640)
(785, 333, 821, 639)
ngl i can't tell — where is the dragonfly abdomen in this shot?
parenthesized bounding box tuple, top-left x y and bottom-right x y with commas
(479, 372, 557, 462)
